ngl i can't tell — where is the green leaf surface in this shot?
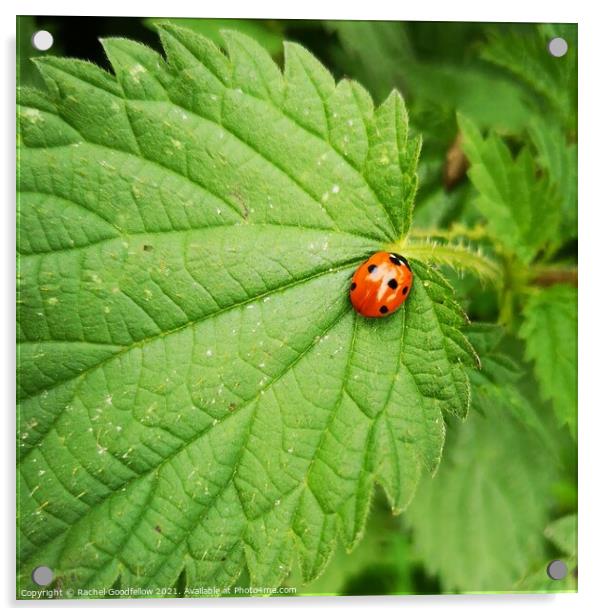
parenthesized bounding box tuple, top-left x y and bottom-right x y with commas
(519, 285, 577, 437)
(459, 114, 561, 263)
(17, 26, 475, 595)
(405, 325, 554, 592)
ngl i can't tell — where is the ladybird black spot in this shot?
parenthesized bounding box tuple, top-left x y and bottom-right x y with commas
(379, 305, 389, 314)
(350, 282, 357, 291)
(387, 278, 398, 289)
(402, 286, 409, 295)
(367, 264, 377, 273)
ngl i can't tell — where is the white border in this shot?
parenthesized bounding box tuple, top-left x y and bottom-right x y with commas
(3, 1, 599, 614)
(4, 0, 585, 21)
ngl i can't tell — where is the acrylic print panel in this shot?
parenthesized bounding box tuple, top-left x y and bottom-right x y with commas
(16, 16, 577, 599)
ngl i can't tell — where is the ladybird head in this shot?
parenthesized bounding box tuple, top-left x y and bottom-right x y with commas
(389, 253, 411, 270)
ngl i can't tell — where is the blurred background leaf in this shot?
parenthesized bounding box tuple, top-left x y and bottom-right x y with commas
(520, 285, 578, 437)
(516, 513, 577, 591)
(404, 326, 564, 592)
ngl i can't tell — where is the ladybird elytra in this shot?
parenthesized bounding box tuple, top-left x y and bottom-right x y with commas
(349, 251, 413, 318)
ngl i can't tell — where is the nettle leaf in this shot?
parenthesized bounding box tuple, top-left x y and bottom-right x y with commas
(405, 325, 554, 592)
(459, 114, 561, 263)
(529, 118, 577, 242)
(519, 285, 577, 437)
(16, 26, 475, 595)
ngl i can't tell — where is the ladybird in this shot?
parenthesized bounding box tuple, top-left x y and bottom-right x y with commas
(349, 251, 413, 318)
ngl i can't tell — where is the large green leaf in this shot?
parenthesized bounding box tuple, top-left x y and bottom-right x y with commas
(405, 325, 555, 592)
(519, 285, 577, 437)
(16, 26, 475, 596)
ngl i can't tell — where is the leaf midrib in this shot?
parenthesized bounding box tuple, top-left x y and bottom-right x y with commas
(17, 256, 360, 460)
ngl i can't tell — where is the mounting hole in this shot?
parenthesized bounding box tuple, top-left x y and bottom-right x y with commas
(548, 37, 568, 57)
(31, 565, 54, 586)
(546, 559, 568, 580)
(31, 30, 54, 52)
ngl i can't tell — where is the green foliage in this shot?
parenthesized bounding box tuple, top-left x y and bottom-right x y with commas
(481, 24, 577, 132)
(459, 114, 560, 264)
(517, 513, 577, 592)
(528, 118, 577, 242)
(17, 16, 57, 89)
(546, 513, 577, 557)
(406, 325, 555, 592)
(327, 21, 532, 134)
(325, 21, 415, 104)
(520, 285, 578, 437)
(17, 25, 478, 595)
(286, 494, 415, 595)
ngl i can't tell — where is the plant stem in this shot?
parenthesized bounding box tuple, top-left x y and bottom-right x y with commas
(529, 266, 578, 288)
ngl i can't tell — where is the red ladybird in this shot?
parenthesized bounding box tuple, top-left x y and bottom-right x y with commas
(349, 251, 413, 318)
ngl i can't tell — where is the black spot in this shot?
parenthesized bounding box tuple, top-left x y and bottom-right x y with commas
(379, 305, 389, 314)
(350, 282, 357, 291)
(154, 525, 162, 533)
(402, 286, 409, 295)
(387, 278, 398, 289)
(143, 244, 154, 252)
(390, 253, 411, 270)
(367, 264, 377, 273)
